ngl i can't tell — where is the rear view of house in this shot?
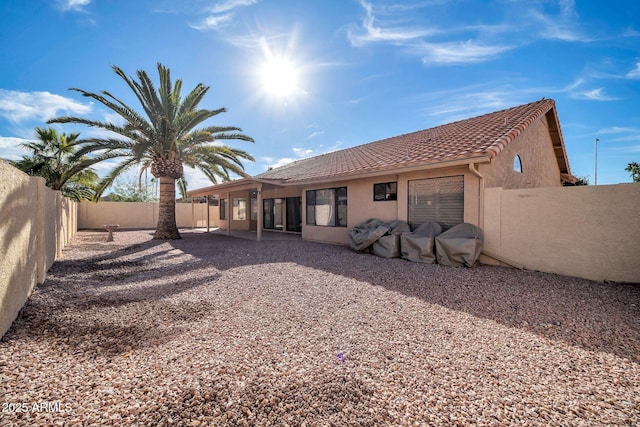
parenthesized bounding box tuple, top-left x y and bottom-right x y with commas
(188, 99, 575, 247)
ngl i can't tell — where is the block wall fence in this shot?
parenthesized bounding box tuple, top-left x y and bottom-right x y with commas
(0, 161, 77, 338)
(482, 183, 640, 283)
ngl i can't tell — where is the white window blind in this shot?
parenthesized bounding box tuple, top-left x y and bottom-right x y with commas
(408, 176, 464, 230)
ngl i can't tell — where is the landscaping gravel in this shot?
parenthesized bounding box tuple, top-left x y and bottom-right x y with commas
(1, 229, 639, 426)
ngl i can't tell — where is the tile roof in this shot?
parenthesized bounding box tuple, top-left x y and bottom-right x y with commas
(256, 99, 571, 184)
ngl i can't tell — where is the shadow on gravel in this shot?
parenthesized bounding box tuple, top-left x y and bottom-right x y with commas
(2, 231, 223, 356)
(170, 232, 640, 363)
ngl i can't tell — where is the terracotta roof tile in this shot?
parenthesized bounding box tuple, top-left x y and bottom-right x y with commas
(256, 99, 562, 183)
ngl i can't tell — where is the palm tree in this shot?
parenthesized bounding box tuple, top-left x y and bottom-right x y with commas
(11, 126, 99, 201)
(48, 63, 255, 239)
(625, 162, 640, 182)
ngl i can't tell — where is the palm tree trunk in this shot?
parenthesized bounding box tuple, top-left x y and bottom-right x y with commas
(154, 176, 181, 239)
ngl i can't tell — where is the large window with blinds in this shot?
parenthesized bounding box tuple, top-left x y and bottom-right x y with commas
(408, 176, 464, 230)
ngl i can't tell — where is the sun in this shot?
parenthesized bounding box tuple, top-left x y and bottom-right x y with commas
(260, 57, 300, 99)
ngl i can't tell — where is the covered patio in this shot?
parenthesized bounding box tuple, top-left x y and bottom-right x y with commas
(188, 178, 303, 242)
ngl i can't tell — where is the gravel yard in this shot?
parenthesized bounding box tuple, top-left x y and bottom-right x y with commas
(1, 229, 639, 426)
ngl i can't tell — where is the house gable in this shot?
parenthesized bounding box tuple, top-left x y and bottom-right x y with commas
(481, 114, 563, 189)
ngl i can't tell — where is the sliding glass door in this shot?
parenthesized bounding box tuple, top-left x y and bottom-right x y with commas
(263, 197, 301, 232)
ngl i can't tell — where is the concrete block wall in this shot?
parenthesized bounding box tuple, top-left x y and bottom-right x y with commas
(78, 201, 218, 229)
(483, 184, 640, 283)
(0, 160, 77, 338)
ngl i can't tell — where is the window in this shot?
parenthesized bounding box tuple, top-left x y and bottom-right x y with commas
(408, 176, 464, 230)
(264, 197, 302, 232)
(514, 155, 523, 173)
(263, 198, 284, 230)
(233, 198, 246, 220)
(219, 199, 227, 220)
(374, 182, 397, 201)
(306, 187, 347, 227)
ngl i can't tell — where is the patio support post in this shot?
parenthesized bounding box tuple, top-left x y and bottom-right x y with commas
(256, 184, 263, 242)
(191, 197, 194, 229)
(227, 192, 231, 236)
(206, 195, 210, 233)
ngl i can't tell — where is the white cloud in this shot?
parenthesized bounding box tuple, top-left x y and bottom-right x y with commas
(0, 90, 91, 124)
(190, 0, 258, 31)
(595, 127, 640, 143)
(347, 0, 434, 47)
(573, 88, 618, 101)
(57, 0, 91, 12)
(292, 147, 313, 157)
(189, 14, 234, 30)
(264, 156, 296, 170)
(348, 0, 512, 65)
(626, 62, 640, 79)
(597, 126, 639, 135)
(210, 0, 258, 14)
(304, 131, 324, 140)
(0, 136, 30, 161)
(526, 0, 590, 42)
(419, 40, 513, 64)
(623, 28, 640, 37)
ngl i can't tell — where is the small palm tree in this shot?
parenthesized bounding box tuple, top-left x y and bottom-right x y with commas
(11, 127, 99, 201)
(49, 63, 255, 239)
(625, 162, 640, 182)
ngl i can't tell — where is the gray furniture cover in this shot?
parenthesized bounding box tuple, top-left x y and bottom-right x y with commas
(372, 220, 411, 258)
(348, 219, 390, 251)
(435, 222, 484, 267)
(400, 221, 442, 263)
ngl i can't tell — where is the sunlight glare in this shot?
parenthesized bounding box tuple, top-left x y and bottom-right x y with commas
(260, 58, 300, 98)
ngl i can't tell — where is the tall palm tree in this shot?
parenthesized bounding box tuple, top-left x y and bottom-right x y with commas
(48, 63, 255, 239)
(625, 162, 640, 182)
(11, 126, 99, 201)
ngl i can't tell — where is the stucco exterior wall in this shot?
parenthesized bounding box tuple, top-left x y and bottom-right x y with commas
(79, 202, 158, 229)
(301, 167, 482, 245)
(1, 163, 39, 339)
(42, 188, 58, 273)
(483, 184, 640, 283)
(262, 186, 302, 200)
(78, 202, 215, 229)
(1, 160, 77, 338)
(480, 116, 562, 189)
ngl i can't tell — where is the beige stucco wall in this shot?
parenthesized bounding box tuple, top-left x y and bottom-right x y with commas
(480, 116, 562, 189)
(1, 160, 77, 338)
(79, 202, 158, 228)
(78, 202, 217, 229)
(1, 163, 39, 338)
(483, 184, 640, 283)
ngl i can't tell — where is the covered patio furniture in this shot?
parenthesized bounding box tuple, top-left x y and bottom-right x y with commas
(400, 221, 442, 263)
(435, 222, 484, 267)
(372, 220, 411, 258)
(348, 219, 390, 252)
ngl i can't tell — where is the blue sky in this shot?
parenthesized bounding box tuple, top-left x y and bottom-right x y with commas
(1, 0, 639, 190)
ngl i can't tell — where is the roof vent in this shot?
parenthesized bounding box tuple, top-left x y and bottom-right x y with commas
(504, 118, 508, 127)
